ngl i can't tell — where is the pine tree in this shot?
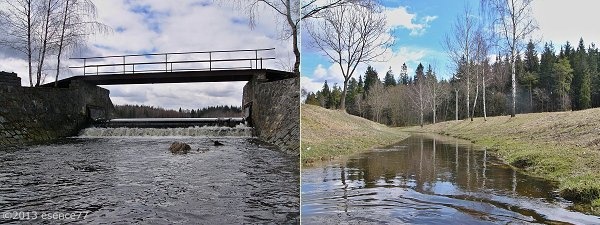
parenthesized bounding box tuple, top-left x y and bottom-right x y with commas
(539, 43, 557, 110)
(554, 57, 574, 111)
(384, 67, 397, 86)
(321, 81, 331, 108)
(305, 92, 320, 105)
(399, 63, 409, 85)
(363, 66, 379, 93)
(588, 44, 600, 107)
(571, 38, 591, 110)
(346, 78, 358, 113)
(524, 40, 540, 73)
(330, 84, 342, 109)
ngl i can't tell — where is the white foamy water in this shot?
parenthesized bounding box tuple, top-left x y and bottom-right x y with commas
(79, 125, 253, 137)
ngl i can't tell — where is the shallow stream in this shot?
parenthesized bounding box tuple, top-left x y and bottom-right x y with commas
(301, 134, 600, 224)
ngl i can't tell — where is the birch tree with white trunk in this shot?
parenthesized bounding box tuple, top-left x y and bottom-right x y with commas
(482, 0, 538, 117)
(444, 4, 476, 120)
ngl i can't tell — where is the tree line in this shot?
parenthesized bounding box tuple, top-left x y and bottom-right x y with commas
(304, 38, 600, 127)
(113, 105, 243, 118)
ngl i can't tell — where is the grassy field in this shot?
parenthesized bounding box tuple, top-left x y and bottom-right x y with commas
(403, 108, 600, 212)
(300, 104, 408, 165)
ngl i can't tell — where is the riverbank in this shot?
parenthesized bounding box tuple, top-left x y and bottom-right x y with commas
(403, 108, 600, 213)
(300, 104, 409, 165)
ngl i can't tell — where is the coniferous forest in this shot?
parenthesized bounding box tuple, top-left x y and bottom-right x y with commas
(304, 39, 600, 127)
(113, 105, 242, 118)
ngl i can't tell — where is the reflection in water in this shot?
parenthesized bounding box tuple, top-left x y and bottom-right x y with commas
(302, 134, 600, 224)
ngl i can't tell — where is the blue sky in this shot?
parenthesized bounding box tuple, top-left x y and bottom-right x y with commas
(301, 0, 474, 92)
(300, 0, 600, 93)
(2, 0, 599, 108)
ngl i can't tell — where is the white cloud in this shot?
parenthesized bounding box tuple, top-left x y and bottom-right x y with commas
(301, 46, 435, 93)
(0, 0, 292, 110)
(300, 76, 325, 94)
(0, 56, 29, 86)
(384, 6, 437, 36)
(532, 1, 600, 46)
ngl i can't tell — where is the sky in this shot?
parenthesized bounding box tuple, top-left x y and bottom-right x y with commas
(300, 0, 600, 94)
(1, 0, 599, 109)
(0, 0, 292, 110)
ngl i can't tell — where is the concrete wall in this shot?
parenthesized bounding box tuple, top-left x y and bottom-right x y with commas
(0, 71, 113, 146)
(243, 77, 300, 155)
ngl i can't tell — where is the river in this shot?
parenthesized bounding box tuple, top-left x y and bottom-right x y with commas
(301, 134, 600, 224)
(0, 127, 299, 224)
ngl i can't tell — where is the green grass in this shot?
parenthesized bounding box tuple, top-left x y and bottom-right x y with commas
(301, 104, 409, 165)
(403, 108, 600, 213)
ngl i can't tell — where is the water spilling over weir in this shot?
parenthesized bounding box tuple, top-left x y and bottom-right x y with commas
(79, 125, 253, 137)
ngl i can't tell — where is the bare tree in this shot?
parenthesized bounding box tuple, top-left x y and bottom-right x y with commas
(482, 0, 538, 117)
(444, 4, 476, 120)
(35, 0, 61, 87)
(424, 65, 437, 123)
(471, 27, 489, 120)
(366, 80, 385, 123)
(0, 0, 36, 86)
(474, 28, 492, 121)
(0, 0, 107, 87)
(409, 63, 427, 127)
(307, 2, 391, 111)
(217, 0, 365, 76)
(54, 0, 108, 87)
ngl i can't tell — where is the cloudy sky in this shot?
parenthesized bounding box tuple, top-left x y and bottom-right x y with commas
(301, 0, 600, 93)
(0, 0, 292, 110)
(2, 0, 599, 109)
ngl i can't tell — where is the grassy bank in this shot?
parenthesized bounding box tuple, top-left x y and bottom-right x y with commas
(301, 104, 408, 165)
(403, 108, 600, 211)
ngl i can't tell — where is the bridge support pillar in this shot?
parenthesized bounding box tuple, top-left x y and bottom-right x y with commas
(0, 75, 113, 146)
(242, 74, 299, 154)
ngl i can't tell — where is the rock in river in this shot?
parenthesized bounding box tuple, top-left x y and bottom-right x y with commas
(169, 141, 191, 154)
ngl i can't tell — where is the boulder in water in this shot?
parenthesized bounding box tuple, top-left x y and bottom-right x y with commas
(169, 141, 191, 154)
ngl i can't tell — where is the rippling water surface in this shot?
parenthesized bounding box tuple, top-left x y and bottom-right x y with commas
(1, 135, 299, 224)
(301, 134, 600, 224)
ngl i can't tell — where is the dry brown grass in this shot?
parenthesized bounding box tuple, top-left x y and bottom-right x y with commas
(301, 104, 408, 165)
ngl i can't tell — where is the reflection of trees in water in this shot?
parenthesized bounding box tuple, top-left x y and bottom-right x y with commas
(340, 136, 556, 199)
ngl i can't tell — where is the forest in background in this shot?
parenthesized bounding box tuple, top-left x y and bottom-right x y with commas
(113, 105, 242, 118)
(304, 38, 600, 127)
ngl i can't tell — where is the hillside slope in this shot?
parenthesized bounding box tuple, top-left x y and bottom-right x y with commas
(404, 108, 600, 210)
(301, 104, 408, 164)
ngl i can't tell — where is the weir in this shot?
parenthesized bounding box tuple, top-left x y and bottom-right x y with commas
(96, 117, 246, 128)
(79, 125, 253, 137)
(1, 48, 299, 153)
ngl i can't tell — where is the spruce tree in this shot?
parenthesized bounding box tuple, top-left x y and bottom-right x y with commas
(571, 38, 591, 110)
(321, 81, 331, 108)
(399, 63, 409, 85)
(554, 58, 574, 110)
(539, 43, 557, 110)
(384, 67, 397, 86)
(363, 66, 379, 93)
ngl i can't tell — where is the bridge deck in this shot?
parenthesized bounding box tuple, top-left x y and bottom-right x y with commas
(45, 69, 293, 87)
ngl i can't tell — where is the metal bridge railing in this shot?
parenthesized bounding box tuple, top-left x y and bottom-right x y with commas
(69, 48, 276, 76)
